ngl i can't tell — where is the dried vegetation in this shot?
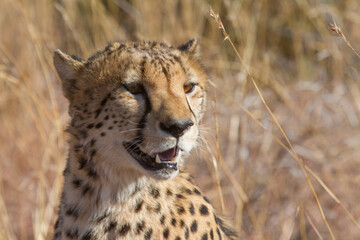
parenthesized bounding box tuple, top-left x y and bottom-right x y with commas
(1, 0, 360, 239)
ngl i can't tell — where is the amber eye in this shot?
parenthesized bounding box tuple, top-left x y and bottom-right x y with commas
(124, 83, 143, 95)
(184, 84, 196, 94)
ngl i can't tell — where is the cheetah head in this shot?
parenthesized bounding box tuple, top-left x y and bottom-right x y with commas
(54, 40, 207, 180)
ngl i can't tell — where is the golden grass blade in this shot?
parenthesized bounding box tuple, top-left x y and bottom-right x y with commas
(203, 139, 264, 240)
(211, 97, 226, 213)
(297, 205, 307, 240)
(305, 210, 324, 240)
(211, 71, 360, 236)
(306, 166, 360, 231)
(306, 166, 340, 203)
(209, 8, 336, 239)
(330, 20, 360, 60)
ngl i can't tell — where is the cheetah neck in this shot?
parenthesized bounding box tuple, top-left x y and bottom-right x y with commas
(61, 135, 157, 210)
(56, 142, 237, 240)
(66, 157, 152, 204)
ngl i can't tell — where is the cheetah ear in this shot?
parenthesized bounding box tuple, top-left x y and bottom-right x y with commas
(53, 49, 84, 101)
(177, 39, 200, 60)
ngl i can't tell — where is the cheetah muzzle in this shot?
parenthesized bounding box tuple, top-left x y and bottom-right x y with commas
(123, 141, 179, 172)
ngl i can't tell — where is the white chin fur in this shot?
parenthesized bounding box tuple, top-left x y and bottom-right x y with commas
(149, 168, 179, 180)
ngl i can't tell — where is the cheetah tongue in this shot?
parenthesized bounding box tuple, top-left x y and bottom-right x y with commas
(156, 147, 177, 162)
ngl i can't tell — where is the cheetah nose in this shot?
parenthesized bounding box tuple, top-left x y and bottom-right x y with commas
(160, 119, 194, 138)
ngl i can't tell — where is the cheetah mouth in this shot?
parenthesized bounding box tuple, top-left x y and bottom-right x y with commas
(123, 142, 179, 171)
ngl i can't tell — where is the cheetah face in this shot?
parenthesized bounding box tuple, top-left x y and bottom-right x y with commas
(54, 40, 207, 180)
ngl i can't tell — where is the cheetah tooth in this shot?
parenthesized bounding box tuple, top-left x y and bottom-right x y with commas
(170, 151, 181, 162)
(155, 154, 161, 163)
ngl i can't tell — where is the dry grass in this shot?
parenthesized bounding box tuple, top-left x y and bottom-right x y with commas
(1, 0, 360, 239)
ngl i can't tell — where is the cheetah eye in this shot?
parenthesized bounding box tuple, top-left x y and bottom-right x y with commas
(184, 84, 196, 94)
(124, 83, 144, 95)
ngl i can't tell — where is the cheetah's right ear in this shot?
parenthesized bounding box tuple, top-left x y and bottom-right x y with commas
(177, 39, 200, 60)
(53, 49, 84, 101)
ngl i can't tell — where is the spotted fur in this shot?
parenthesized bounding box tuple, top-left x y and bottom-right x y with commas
(53, 40, 237, 240)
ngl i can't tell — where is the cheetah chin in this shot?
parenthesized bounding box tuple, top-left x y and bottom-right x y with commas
(123, 141, 180, 171)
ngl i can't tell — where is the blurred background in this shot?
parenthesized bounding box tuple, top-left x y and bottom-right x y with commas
(1, 0, 360, 239)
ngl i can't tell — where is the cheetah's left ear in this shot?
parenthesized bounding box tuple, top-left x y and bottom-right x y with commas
(177, 39, 200, 60)
(54, 49, 84, 81)
(54, 49, 85, 101)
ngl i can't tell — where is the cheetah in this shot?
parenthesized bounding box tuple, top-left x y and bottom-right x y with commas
(53, 39, 238, 240)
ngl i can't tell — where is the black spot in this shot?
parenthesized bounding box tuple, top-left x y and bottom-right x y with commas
(78, 158, 87, 170)
(140, 58, 146, 77)
(175, 237, 181, 240)
(73, 144, 82, 152)
(95, 109, 102, 118)
(82, 230, 93, 240)
(160, 215, 165, 225)
(118, 223, 131, 236)
(95, 122, 103, 128)
(166, 188, 173, 196)
(135, 199, 144, 212)
(184, 227, 189, 239)
(100, 132, 106, 137)
(154, 203, 161, 213)
(105, 221, 117, 232)
(199, 205, 209, 216)
(87, 168, 97, 178)
(176, 194, 185, 199)
(163, 228, 169, 239)
(203, 196, 211, 203)
(79, 129, 88, 139)
(201, 233, 208, 240)
(82, 183, 93, 196)
(190, 220, 198, 233)
(214, 215, 238, 238)
(214, 214, 220, 224)
(96, 211, 110, 222)
(104, 115, 109, 120)
(108, 126, 113, 130)
(171, 218, 177, 227)
(210, 229, 214, 240)
(189, 203, 195, 215)
(177, 206, 185, 215)
(179, 219, 185, 227)
(90, 149, 96, 157)
(146, 204, 153, 212)
(136, 221, 145, 234)
(217, 228, 222, 240)
(193, 188, 201, 195)
(66, 206, 79, 219)
(66, 228, 79, 238)
(54, 219, 60, 229)
(87, 124, 94, 129)
(182, 187, 192, 195)
(150, 187, 160, 198)
(54, 231, 61, 239)
(100, 97, 108, 106)
(72, 178, 82, 188)
(144, 228, 153, 240)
